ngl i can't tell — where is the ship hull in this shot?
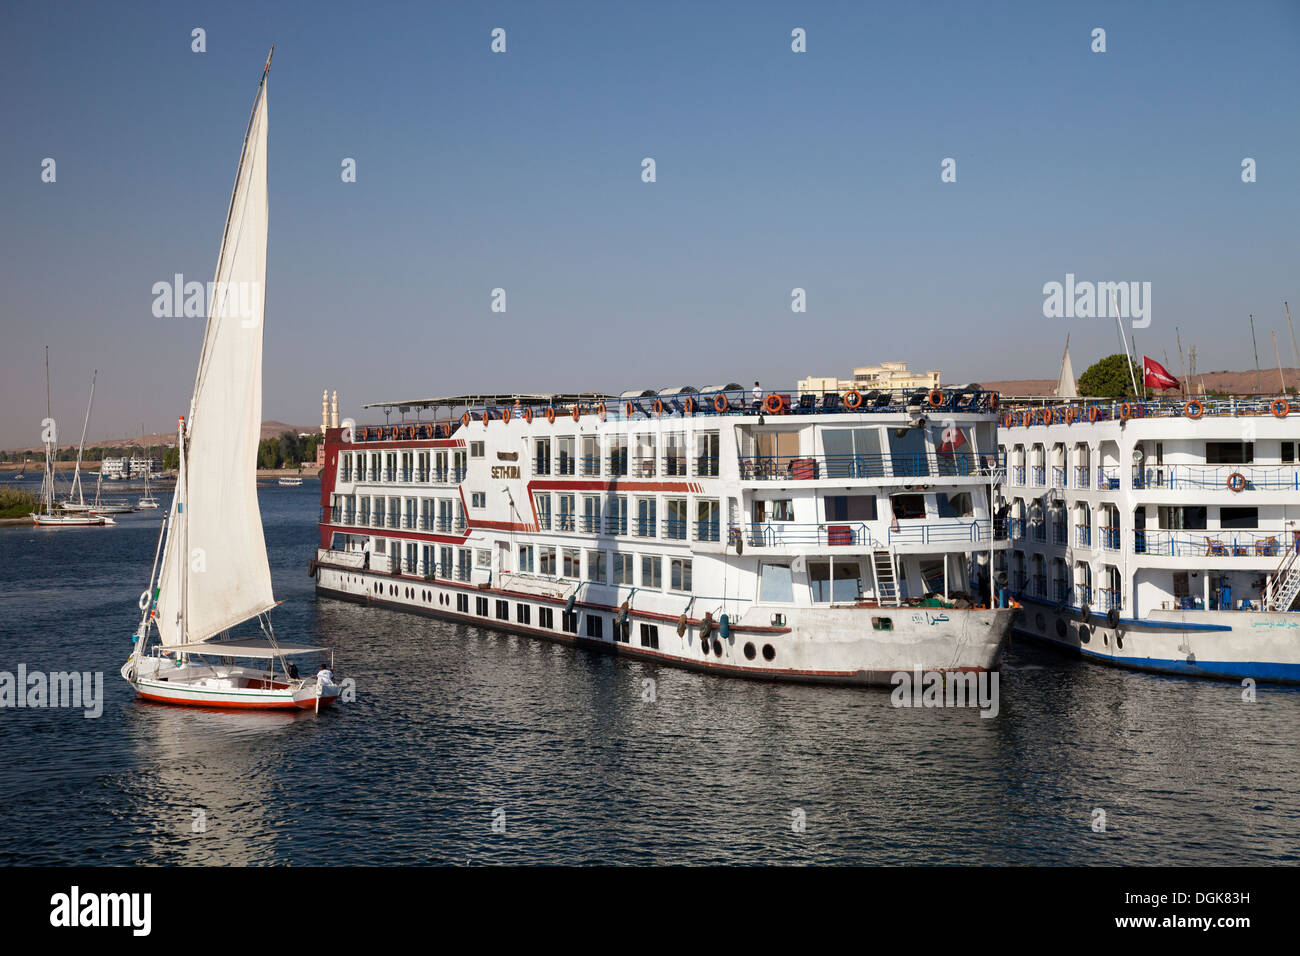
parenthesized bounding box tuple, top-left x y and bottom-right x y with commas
(315, 562, 1011, 686)
(1013, 597, 1300, 683)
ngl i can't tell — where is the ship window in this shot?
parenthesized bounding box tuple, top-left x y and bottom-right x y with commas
(457, 594, 469, 613)
(888, 428, 930, 478)
(759, 563, 794, 603)
(586, 614, 604, 638)
(613, 553, 633, 585)
(1220, 507, 1258, 530)
(639, 624, 659, 649)
(539, 546, 557, 576)
(824, 495, 877, 521)
(670, 558, 693, 592)
(516, 603, 530, 624)
(476, 596, 489, 616)
(1283, 442, 1296, 464)
(822, 427, 884, 478)
(871, 616, 893, 630)
(518, 545, 535, 572)
(470, 441, 485, 458)
(495, 600, 509, 620)
(475, 549, 491, 567)
(641, 555, 662, 590)
(534, 438, 551, 476)
(561, 610, 578, 633)
(471, 492, 486, 508)
(539, 607, 554, 629)
(586, 550, 607, 583)
(556, 437, 576, 476)
(810, 561, 832, 603)
(1206, 441, 1253, 464)
(936, 492, 974, 519)
(562, 548, 580, 578)
(890, 494, 926, 520)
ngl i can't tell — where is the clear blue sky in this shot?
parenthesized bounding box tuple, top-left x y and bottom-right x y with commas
(2, 0, 1298, 447)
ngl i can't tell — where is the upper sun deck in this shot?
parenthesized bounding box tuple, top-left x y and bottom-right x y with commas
(346, 384, 1002, 438)
(999, 394, 1296, 429)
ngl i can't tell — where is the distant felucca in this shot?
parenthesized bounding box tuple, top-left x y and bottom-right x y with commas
(32, 349, 113, 527)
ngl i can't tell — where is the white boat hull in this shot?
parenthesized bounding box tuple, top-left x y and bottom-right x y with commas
(1013, 597, 1300, 683)
(125, 656, 340, 710)
(315, 560, 1011, 685)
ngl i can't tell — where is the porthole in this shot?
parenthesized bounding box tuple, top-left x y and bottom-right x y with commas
(1102, 632, 1109, 647)
(744, 642, 756, 660)
(762, 644, 776, 662)
(1079, 625, 1091, 645)
(1116, 633, 1123, 649)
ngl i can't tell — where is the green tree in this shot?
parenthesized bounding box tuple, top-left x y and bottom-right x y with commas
(1078, 353, 1141, 399)
(163, 447, 180, 470)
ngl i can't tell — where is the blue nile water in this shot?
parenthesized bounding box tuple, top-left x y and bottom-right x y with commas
(0, 483, 1297, 865)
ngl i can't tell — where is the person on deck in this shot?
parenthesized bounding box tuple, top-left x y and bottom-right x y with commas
(751, 381, 763, 411)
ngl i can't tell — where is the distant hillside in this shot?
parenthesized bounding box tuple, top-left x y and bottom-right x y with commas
(2, 421, 318, 454)
(985, 368, 1300, 397)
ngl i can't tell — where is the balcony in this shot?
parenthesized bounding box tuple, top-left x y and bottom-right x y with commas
(1051, 466, 1065, 487)
(733, 522, 880, 549)
(739, 452, 1001, 482)
(663, 518, 688, 541)
(1138, 529, 1295, 559)
(1075, 585, 1092, 607)
(694, 457, 720, 478)
(1097, 467, 1120, 490)
(1075, 525, 1091, 547)
(1051, 524, 1067, 545)
(1097, 588, 1121, 611)
(662, 455, 689, 477)
(634, 517, 656, 538)
(1073, 466, 1090, 488)
(1100, 527, 1120, 551)
(1031, 466, 1046, 486)
(888, 519, 1003, 545)
(580, 457, 601, 477)
(1012, 465, 1025, 485)
(580, 515, 601, 534)
(694, 520, 721, 543)
(556, 515, 576, 532)
(604, 517, 628, 536)
(1133, 464, 1300, 492)
(631, 456, 657, 478)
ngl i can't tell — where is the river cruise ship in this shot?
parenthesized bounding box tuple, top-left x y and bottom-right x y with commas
(999, 395, 1300, 682)
(313, 385, 1014, 685)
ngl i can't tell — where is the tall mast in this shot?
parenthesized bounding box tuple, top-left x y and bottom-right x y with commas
(43, 346, 53, 514)
(69, 370, 96, 506)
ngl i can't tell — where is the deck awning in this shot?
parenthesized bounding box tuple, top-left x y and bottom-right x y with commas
(167, 639, 329, 658)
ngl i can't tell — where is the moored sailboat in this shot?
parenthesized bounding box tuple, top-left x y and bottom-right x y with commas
(121, 48, 341, 711)
(31, 349, 112, 527)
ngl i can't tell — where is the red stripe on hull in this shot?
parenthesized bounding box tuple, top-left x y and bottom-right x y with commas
(136, 690, 338, 711)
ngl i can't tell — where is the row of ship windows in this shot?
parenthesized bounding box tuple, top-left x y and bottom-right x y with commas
(370, 579, 782, 662)
(375, 541, 694, 592)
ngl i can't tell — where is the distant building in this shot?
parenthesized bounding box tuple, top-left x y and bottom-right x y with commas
(798, 361, 941, 396)
(102, 456, 160, 480)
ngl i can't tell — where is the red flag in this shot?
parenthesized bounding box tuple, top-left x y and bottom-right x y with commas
(1143, 356, 1180, 390)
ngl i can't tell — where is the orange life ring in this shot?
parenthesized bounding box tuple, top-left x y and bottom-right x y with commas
(481, 410, 491, 426)
(461, 412, 470, 428)
(423, 424, 434, 439)
(843, 390, 863, 410)
(625, 401, 635, 418)
(1270, 398, 1290, 419)
(684, 396, 695, 415)
(1185, 399, 1204, 420)
(1088, 406, 1099, 423)
(654, 399, 665, 416)
(1227, 472, 1246, 493)
(597, 403, 606, 421)
(764, 393, 783, 414)
(927, 389, 944, 408)
(523, 407, 533, 424)
(501, 407, 512, 424)
(1043, 409, 1054, 426)
(1121, 402, 1133, 420)
(1065, 408, 1075, 424)
(714, 393, 729, 413)
(571, 405, 581, 422)
(989, 393, 999, 410)
(545, 406, 556, 424)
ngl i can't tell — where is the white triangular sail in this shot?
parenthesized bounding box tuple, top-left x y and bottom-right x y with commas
(155, 65, 273, 646)
(1054, 337, 1078, 399)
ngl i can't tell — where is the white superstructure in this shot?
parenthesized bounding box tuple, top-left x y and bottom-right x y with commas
(999, 395, 1300, 682)
(315, 386, 1015, 685)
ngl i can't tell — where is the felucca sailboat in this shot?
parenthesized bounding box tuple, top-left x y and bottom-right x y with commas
(122, 49, 341, 710)
(32, 348, 112, 527)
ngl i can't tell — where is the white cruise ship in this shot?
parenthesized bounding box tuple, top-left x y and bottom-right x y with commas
(999, 395, 1300, 682)
(312, 385, 1014, 685)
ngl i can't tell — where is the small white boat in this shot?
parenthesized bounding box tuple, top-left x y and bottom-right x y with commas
(31, 351, 114, 528)
(122, 49, 341, 713)
(137, 495, 161, 510)
(277, 476, 303, 487)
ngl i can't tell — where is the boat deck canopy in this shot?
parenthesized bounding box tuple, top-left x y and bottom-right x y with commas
(168, 639, 329, 658)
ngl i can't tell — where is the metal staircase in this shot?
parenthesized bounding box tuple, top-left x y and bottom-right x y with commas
(1266, 544, 1300, 612)
(872, 550, 900, 606)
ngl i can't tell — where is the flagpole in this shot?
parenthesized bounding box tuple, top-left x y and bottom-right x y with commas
(1111, 291, 1140, 396)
